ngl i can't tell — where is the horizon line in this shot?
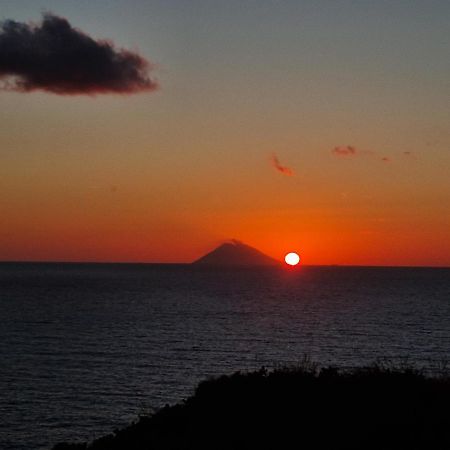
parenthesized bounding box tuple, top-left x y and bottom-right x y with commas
(0, 260, 449, 269)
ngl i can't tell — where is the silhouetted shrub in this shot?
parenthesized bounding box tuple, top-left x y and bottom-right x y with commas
(53, 364, 450, 450)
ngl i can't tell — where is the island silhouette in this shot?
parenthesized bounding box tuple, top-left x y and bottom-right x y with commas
(193, 240, 281, 267)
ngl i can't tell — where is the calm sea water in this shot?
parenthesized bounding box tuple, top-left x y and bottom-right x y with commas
(1, 263, 449, 449)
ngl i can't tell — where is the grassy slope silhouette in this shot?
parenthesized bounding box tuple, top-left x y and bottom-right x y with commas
(54, 364, 450, 450)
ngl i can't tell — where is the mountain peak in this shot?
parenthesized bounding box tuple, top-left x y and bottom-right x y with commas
(193, 240, 280, 267)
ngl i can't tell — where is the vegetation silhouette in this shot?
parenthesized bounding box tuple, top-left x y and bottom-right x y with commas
(54, 363, 450, 450)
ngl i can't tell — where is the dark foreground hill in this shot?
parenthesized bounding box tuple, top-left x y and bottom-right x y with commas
(54, 365, 450, 450)
(193, 240, 280, 266)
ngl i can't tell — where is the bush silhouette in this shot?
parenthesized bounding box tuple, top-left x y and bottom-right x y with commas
(53, 365, 450, 450)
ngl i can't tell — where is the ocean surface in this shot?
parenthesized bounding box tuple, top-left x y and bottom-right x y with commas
(1, 263, 449, 449)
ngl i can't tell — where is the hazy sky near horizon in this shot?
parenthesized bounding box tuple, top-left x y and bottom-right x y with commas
(1, 0, 449, 265)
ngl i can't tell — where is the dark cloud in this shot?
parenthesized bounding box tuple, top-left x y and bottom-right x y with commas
(332, 145, 402, 164)
(270, 153, 294, 176)
(0, 13, 157, 95)
(403, 151, 418, 160)
(332, 145, 357, 157)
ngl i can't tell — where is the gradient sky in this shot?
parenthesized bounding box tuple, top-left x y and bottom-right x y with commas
(1, 0, 449, 265)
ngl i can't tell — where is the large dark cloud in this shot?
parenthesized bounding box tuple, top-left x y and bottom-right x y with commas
(0, 13, 158, 95)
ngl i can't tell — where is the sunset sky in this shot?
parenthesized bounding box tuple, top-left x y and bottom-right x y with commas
(1, 0, 449, 266)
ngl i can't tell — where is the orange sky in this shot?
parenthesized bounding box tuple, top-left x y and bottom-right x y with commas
(1, 2, 449, 266)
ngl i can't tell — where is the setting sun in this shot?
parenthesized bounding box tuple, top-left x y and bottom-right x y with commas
(285, 252, 300, 266)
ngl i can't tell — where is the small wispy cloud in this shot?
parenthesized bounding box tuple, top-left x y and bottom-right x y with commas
(331, 145, 419, 165)
(0, 13, 158, 95)
(270, 153, 294, 176)
(332, 145, 357, 157)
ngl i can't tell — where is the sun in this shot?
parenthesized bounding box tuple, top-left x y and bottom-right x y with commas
(285, 252, 300, 266)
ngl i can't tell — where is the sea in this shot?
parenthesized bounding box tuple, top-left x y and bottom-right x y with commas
(1, 262, 449, 450)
